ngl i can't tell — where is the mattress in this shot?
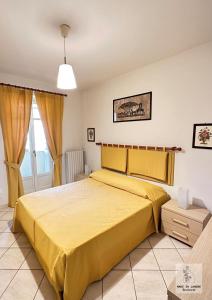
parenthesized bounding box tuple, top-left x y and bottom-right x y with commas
(13, 169, 169, 300)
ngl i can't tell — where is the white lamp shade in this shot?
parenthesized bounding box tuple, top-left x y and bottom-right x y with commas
(177, 187, 189, 209)
(57, 64, 77, 90)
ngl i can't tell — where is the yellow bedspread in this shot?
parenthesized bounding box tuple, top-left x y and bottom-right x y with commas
(13, 169, 169, 300)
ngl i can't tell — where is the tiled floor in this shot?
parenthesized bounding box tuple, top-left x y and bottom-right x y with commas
(0, 204, 192, 300)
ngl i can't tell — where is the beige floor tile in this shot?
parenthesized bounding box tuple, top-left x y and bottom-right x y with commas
(0, 221, 12, 233)
(170, 237, 191, 249)
(34, 276, 56, 300)
(149, 233, 175, 249)
(0, 212, 14, 221)
(82, 281, 102, 300)
(103, 270, 136, 300)
(6, 207, 14, 212)
(133, 270, 167, 299)
(0, 248, 8, 258)
(153, 249, 183, 270)
(177, 248, 192, 262)
(0, 204, 8, 211)
(12, 233, 31, 248)
(113, 256, 131, 270)
(161, 270, 176, 288)
(136, 239, 151, 249)
(1, 269, 44, 300)
(0, 204, 13, 212)
(0, 248, 31, 269)
(0, 269, 17, 296)
(130, 249, 159, 270)
(0, 212, 6, 219)
(0, 233, 19, 247)
(21, 250, 42, 270)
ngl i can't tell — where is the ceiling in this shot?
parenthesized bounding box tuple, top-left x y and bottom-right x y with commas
(0, 0, 212, 90)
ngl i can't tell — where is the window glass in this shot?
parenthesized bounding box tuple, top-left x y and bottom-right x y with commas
(20, 133, 32, 177)
(32, 103, 40, 119)
(34, 119, 51, 174)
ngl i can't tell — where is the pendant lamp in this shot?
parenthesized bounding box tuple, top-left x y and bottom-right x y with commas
(57, 24, 77, 90)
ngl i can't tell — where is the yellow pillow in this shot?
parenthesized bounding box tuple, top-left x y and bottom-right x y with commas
(90, 169, 165, 199)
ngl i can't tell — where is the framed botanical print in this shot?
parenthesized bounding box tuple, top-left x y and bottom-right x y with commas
(87, 128, 95, 142)
(113, 92, 152, 123)
(192, 123, 212, 149)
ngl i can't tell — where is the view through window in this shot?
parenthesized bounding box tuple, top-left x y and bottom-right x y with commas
(21, 98, 51, 178)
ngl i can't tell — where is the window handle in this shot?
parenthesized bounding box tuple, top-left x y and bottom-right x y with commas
(33, 150, 36, 157)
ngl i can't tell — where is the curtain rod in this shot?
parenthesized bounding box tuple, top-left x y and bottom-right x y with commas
(0, 82, 67, 97)
(96, 142, 182, 152)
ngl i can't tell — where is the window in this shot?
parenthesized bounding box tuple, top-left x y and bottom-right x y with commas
(21, 97, 52, 178)
(32, 102, 51, 175)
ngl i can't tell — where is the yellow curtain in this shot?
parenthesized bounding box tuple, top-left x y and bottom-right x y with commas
(0, 86, 32, 207)
(35, 92, 64, 186)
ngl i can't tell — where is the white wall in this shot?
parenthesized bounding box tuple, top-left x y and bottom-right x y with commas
(0, 72, 82, 204)
(82, 42, 212, 211)
(62, 90, 83, 183)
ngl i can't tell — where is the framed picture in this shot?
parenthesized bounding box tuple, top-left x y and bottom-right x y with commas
(87, 128, 95, 142)
(113, 92, 152, 123)
(192, 123, 212, 149)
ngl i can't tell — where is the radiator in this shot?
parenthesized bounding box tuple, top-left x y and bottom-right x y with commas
(65, 150, 84, 183)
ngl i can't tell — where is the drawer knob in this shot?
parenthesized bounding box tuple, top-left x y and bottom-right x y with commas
(172, 230, 188, 240)
(172, 218, 189, 228)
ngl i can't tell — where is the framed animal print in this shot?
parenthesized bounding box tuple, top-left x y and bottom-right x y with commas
(192, 123, 212, 149)
(113, 92, 152, 123)
(87, 128, 95, 142)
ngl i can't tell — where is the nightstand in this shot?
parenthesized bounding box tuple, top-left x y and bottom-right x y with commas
(75, 173, 89, 181)
(161, 199, 211, 246)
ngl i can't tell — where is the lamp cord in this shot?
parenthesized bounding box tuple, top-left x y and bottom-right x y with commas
(63, 37, 67, 64)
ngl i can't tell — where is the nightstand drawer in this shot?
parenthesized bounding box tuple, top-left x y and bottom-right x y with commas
(161, 221, 198, 246)
(161, 208, 203, 235)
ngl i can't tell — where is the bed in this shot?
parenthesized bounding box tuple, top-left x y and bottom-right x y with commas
(13, 169, 169, 300)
